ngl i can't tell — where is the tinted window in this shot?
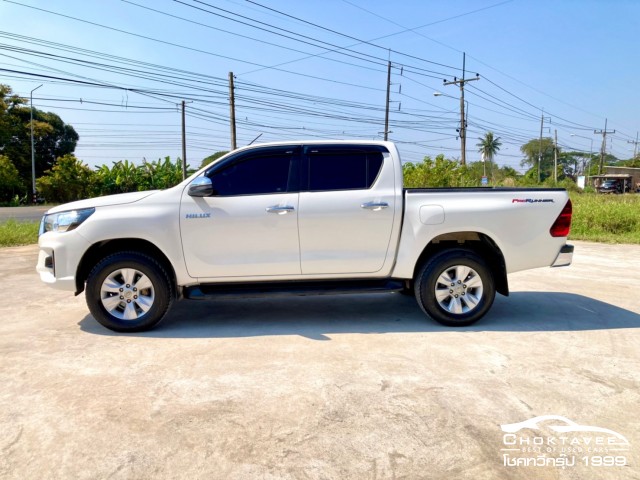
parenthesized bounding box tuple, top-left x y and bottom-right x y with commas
(208, 152, 295, 196)
(308, 150, 383, 191)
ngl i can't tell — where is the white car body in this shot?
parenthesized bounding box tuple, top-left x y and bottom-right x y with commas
(37, 141, 573, 331)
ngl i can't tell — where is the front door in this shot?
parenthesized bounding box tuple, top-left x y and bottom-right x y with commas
(180, 146, 301, 279)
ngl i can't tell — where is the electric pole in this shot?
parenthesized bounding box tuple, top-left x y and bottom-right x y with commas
(443, 52, 479, 165)
(181, 100, 187, 180)
(594, 118, 615, 175)
(628, 131, 639, 159)
(30, 84, 43, 204)
(229, 71, 237, 150)
(537, 110, 550, 183)
(384, 61, 391, 141)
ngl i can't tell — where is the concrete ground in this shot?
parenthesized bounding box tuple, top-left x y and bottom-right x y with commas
(1, 241, 639, 479)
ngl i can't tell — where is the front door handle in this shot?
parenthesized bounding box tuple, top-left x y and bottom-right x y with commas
(361, 202, 389, 211)
(266, 205, 295, 215)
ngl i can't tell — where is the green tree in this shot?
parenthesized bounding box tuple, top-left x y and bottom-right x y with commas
(562, 150, 594, 176)
(476, 131, 502, 182)
(36, 154, 95, 203)
(520, 138, 556, 182)
(200, 151, 229, 168)
(0, 155, 24, 203)
(0, 85, 27, 148)
(557, 151, 590, 177)
(0, 84, 79, 189)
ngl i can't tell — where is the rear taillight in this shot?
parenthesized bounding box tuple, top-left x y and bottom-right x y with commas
(550, 199, 572, 237)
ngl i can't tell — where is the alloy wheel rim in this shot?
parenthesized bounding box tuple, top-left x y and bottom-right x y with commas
(434, 264, 483, 315)
(100, 268, 155, 320)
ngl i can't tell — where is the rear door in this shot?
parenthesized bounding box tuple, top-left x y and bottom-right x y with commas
(297, 145, 396, 275)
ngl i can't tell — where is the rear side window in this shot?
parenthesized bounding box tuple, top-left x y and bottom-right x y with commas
(308, 150, 384, 191)
(207, 150, 297, 196)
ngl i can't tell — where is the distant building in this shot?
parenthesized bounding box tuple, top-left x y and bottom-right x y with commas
(589, 166, 640, 193)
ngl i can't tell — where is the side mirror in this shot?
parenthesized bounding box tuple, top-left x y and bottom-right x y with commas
(188, 176, 215, 197)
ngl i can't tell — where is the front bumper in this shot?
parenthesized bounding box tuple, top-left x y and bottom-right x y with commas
(36, 231, 91, 291)
(551, 244, 574, 267)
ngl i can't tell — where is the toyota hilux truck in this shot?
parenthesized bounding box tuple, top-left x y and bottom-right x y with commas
(36, 141, 573, 332)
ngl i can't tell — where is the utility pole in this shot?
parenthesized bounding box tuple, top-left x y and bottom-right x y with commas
(181, 100, 187, 180)
(537, 110, 550, 183)
(594, 118, 615, 175)
(229, 72, 237, 150)
(30, 84, 43, 204)
(628, 131, 639, 159)
(384, 61, 391, 141)
(443, 52, 479, 165)
(554, 129, 558, 184)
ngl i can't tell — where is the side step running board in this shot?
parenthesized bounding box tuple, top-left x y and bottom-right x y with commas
(184, 279, 405, 300)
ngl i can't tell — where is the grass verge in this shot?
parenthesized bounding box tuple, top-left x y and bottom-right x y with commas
(569, 193, 640, 244)
(0, 220, 39, 247)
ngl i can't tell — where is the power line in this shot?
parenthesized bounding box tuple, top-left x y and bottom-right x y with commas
(242, 0, 459, 73)
(3, 1, 386, 91)
(122, 0, 389, 76)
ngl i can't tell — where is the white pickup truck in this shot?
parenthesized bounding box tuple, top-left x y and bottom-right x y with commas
(37, 141, 573, 332)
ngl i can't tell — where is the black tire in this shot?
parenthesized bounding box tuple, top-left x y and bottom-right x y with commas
(414, 249, 495, 327)
(85, 252, 173, 332)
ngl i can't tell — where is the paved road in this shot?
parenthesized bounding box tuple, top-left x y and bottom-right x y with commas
(1, 241, 639, 479)
(0, 206, 48, 222)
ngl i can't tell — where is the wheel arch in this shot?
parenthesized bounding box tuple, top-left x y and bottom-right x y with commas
(75, 238, 177, 297)
(411, 231, 509, 296)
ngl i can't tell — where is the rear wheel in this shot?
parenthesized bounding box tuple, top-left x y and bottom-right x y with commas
(415, 249, 495, 327)
(85, 252, 173, 332)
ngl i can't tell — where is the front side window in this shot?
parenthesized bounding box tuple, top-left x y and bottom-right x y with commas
(308, 149, 384, 191)
(207, 150, 297, 196)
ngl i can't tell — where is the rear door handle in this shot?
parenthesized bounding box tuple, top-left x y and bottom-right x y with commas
(361, 202, 389, 211)
(266, 205, 295, 215)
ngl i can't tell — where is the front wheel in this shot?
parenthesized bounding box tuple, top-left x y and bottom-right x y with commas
(85, 252, 173, 332)
(414, 249, 495, 327)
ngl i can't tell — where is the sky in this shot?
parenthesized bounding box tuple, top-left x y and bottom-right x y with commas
(1, 0, 639, 171)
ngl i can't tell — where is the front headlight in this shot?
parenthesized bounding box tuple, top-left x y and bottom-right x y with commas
(39, 207, 96, 235)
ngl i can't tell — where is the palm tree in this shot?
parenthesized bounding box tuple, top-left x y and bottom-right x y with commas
(477, 132, 502, 182)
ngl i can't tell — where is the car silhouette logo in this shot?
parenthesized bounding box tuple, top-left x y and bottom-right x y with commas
(501, 415, 629, 445)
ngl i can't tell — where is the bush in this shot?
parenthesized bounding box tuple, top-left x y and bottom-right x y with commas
(93, 159, 139, 196)
(540, 177, 581, 193)
(403, 155, 476, 188)
(138, 157, 185, 191)
(93, 157, 187, 196)
(37, 154, 95, 203)
(403, 156, 520, 188)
